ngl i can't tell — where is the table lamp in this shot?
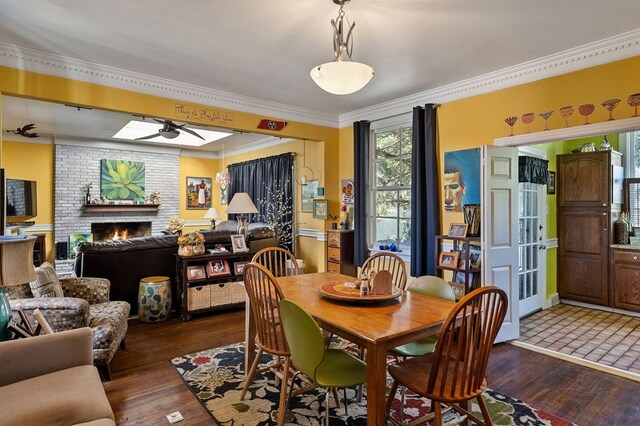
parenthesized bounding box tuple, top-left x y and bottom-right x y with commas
(203, 207, 221, 230)
(0, 236, 37, 341)
(226, 193, 258, 239)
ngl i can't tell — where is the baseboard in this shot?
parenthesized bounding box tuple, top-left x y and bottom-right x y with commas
(560, 299, 640, 318)
(543, 293, 560, 309)
(510, 340, 640, 382)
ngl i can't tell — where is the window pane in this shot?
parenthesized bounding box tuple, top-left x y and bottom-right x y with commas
(375, 131, 400, 158)
(375, 218, 398, 243)
(399, 219, 411, 247)
(375, 190, 397, 217)
(401, 158, 412, 186)
(376, 159, 401, 187)
(401, 128, 412, 155)
(399, 190, 411, 218)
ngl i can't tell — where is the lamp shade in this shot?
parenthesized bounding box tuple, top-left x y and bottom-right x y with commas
(310, 61, 374, 95)
(0, 236, 37, 287)
(226, 193, 258, 214)
(204, 207, 221, 220)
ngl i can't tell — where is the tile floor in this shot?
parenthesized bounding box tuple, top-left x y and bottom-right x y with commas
(519, 303, 640, 374)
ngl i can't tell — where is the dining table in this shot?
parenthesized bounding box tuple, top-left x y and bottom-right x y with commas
(244, 272, 457, 425)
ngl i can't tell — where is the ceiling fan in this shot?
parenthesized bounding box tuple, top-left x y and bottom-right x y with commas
(135, 119, 204, 141)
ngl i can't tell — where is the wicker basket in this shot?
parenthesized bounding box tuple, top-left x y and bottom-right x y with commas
(210, 282, 246, 306)
(187, 286, 211, 310)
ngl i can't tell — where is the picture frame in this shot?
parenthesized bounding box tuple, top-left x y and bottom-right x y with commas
(230, 234, 249, 253)
(459, 243, 481, 269)
(186, 176, 213, 209)
(234, 261, 248, 275)
(313, 199, 328, 219)
(207, 259, 231, 277)
(547, 170, 556, 195)
(438, 251, 459, 268)
(449, 282, 466, 300)
(301, 179, 318, 212)
(187, 265, 206, 280)
(452, 271, 476, 286)
(448, 223, 468, 237)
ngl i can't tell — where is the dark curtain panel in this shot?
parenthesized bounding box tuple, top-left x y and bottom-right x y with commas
(228, 153, 294, 251)
(353, 120, 370, 266)
(518, 156, 549, 184)
(410, 104, 439, 277)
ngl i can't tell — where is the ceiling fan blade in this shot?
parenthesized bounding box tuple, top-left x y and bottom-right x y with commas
(165, 120, 184, 129)
(180, 126, 205, 140)
(152, 118, 166, 125)
(135, 133, 162, 140)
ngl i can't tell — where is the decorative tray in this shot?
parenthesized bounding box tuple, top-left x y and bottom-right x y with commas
(319, 282, 402, 303)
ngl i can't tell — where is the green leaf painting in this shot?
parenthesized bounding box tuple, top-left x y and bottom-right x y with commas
(100, 159, 146, 200)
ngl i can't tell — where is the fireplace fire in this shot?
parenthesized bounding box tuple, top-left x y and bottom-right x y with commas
(91, 222, 152, 242)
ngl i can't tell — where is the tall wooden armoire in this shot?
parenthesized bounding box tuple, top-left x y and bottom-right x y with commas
(557, 150, 622, 305)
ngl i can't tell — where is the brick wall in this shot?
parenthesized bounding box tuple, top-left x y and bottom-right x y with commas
(54, 143, 179, 245)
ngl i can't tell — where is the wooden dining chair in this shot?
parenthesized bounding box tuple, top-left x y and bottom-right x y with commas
(240, 262, 294, 425)
(361, 252, 407, 290)
(385, 286, 508, 426)
(252, 247, 300, 278)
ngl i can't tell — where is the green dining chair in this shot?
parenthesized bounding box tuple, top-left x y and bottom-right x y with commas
(279, 299, 367, 426)
(388, 275, 456, 358)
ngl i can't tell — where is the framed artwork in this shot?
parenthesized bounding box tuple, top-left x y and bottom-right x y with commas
(187, 265, 206, 280)
(547, 171, 556, 195)
(453, 271, 476, 287)
(69, 233, 93, 259)
(186, 176, 212, 209)
(301, 179, 318, 212)
(234, 261, 248, 275)
(438, 251, 459, 268)
(448, 223, 468, 237)
(465, 243, 481, 268)
(443, 148, 480, 213)
(207, 259, 231, 277)
(449, 282, 466, 300)
(230, 234, 248, 253)
(100, 159, 145, 201)
(313, 199, 328, 219)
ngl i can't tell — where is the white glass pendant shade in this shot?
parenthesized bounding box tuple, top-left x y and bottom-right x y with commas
(310, 61, 374, 95)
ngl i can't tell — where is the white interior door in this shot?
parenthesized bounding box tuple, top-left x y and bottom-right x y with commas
(518, 181, 546, 317)
(482, 145, 519, 342)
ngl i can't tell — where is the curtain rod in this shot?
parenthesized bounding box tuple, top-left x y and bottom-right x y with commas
(227, 152, 294, 168)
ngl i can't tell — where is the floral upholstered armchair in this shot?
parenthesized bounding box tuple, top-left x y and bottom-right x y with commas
(6, 262, 130, 381)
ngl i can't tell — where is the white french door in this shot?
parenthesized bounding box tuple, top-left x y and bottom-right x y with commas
(482, 145, 519, 343)
(518, 181, 546, 317)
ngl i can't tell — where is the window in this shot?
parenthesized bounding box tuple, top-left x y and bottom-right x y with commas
(624, 131, 640, 227)
(370, 125, 412, 250)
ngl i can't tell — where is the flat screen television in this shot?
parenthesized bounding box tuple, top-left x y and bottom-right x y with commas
(6, 178, 37, 218)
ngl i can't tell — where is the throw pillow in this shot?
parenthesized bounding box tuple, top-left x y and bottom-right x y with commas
(29, 262, 64, 298)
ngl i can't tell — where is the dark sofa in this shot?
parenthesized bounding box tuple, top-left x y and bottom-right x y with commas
(74, 221, 276, 309)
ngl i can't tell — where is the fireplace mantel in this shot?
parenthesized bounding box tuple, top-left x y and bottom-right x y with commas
(82, 204, 160, 213)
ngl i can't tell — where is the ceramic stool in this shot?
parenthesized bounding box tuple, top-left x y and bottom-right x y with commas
(138, 276, 172, 323)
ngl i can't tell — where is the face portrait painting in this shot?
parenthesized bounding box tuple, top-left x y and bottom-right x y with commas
(443, 148, 480, 213)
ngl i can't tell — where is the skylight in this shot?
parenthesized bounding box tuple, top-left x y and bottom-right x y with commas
(113, 120, 231, 147)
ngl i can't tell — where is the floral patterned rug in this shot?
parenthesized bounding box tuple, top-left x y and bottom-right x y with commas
(171, 342, 575, 426)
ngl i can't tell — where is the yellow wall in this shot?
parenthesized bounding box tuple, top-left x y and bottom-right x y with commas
(2, 140, 55, 262)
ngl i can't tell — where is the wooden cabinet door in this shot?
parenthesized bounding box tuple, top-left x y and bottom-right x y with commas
(557, 210, 609, 304)
(612, 250, 640, 312)
(557, 152, 610, 208)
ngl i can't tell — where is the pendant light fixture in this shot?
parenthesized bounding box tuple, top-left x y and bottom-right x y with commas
(215, 144, 230, 186)
(310, 0, 374, 95)
(296, 140, 314, 186)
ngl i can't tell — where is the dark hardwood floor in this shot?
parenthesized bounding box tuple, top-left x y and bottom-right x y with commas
(105, 310, 640, 425)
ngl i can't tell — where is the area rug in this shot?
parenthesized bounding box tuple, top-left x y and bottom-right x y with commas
(171, 342, 575, 425)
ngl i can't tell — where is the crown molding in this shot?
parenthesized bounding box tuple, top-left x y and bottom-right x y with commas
(338, 29, 640, 127)
(1, 28, 639, 132)
(0, 42, 339, 128)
